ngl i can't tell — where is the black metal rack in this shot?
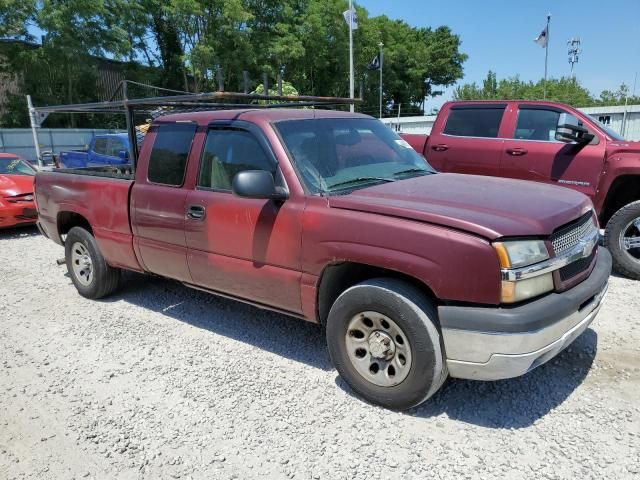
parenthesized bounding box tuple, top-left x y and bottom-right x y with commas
(30, 80, 360, 170)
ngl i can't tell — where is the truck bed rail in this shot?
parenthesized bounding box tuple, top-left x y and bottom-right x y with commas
(49, 165, 134, 180)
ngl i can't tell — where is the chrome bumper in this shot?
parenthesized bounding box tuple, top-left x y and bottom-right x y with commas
(443, 282, 607, 380)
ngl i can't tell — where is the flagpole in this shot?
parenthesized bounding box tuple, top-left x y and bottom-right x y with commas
(544, 13, 551, 100)
(379, 42, 384, 119)
(349, 0, 354, 113)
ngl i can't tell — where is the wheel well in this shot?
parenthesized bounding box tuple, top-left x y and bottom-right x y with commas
(601, 176, 640, 226)
(316, 262, 437, 325)
(57, 212, 92, 240)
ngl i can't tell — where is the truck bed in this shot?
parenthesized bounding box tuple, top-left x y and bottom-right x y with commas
(35, 168, 141, 272)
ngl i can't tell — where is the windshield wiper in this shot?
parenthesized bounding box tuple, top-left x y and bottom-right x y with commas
(392, 168, 433, 177)
(326, 176, 396, 191)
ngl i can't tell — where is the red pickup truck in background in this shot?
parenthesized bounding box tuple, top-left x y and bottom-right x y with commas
(403, 100, 640, 279)
(35, 108, 610, 410)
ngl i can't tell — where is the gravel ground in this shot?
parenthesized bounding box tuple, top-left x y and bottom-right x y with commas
(0, 226, 639, 480)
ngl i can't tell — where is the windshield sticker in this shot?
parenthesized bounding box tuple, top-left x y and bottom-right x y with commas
(7, 159, 21, 171)
(395, 139, 412, 149)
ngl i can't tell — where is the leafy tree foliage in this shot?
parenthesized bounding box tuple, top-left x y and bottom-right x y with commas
(455, 71, 640, 107)
(0, 0, 34, 38)
(0, 0, 467, 126)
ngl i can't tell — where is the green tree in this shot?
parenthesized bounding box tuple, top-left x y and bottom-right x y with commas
(1, 0, 469, 125)
(0, 0, 35, 38)
(355, 18, 466, 116)
(597, 83, 640, 106)
(454, 71, 596, 106)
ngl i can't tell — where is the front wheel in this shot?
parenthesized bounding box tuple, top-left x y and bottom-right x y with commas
(326, 278, 447, 410)
(65, 226, 121, 299)
(604, 200, 640, 280)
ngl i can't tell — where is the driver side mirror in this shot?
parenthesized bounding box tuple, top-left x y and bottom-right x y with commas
(118, 150, 129, 160)
(555, 123, 595, 144)
(232, 170, 288, 201)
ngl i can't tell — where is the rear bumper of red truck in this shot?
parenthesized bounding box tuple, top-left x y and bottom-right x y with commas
(438, 247, 611, 381)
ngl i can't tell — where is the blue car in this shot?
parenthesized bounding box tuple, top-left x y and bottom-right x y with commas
(58, 134, 130, 168)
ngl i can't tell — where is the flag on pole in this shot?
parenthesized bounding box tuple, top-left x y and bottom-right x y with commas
(534, 26, 548, 48)
(342, 8, 358, 29)
(367, 54, 381, 70)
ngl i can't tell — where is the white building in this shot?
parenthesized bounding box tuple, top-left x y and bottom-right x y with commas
(578, 104, 640, 141)
(381, 104, 640, 141)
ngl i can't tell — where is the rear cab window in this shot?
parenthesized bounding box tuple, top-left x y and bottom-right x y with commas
(147, 122, 197, 186)
(443, 105, 506, 138)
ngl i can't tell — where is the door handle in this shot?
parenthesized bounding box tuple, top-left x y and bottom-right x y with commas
(187, 205, 206, 220)
(432, 144, 449, 152)
(506, 147, 528, 156)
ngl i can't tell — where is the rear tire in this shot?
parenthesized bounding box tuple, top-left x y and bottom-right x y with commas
(65, 226, 120, 299)
(604, 201, 640, 280)
(326, 278, 447, 410)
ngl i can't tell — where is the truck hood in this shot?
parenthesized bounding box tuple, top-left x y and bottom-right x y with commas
(327, 173, 593, 239)
(0, 175, 34, 197)
(606, 140, 640, 157)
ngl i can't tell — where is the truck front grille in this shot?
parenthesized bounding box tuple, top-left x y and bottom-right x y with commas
(551, 212, 596, 255)
(559, 250, 596, 281)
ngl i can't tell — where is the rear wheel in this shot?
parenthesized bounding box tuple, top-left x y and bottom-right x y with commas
(65, 226, 121, 299)
(604, 201, 640, 280)
(326, 278, 447, 410)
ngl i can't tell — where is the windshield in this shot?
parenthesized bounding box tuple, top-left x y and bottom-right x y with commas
(0, 157, 36, 176)
(589, 115, 625, 140)
(275, 118, 435, 194)
(597, 122, 625, 141)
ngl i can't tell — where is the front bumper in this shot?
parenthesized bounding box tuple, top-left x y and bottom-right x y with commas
(0, 203, 38, 228)
(438, 247, 612, 381)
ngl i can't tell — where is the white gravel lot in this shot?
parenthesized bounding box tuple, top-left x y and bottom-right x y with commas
(0, 226, 639, 480)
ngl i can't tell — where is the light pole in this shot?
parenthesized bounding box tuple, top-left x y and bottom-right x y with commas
(348, 0, 354, 112)
(543, 14, 551, 99)
(378, 41, 384, 119)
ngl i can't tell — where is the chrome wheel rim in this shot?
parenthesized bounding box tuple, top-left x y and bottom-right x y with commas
(70, 242, 93, 286)
(620, 217, 640, 262)
(344, 311, 412, 387)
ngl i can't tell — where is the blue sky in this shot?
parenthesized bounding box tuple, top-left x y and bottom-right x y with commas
(359, 0, 640, 109)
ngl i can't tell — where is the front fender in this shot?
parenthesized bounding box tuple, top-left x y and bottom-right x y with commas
(596, 153, 640, 213)
(302, 201, 502, 306)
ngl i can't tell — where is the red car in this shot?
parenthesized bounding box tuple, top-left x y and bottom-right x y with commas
(0, 153, 38, 228)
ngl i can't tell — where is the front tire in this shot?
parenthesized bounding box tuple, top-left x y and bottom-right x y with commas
(604, 201, 640, 280)
(65, 226, 121, 299)
(326, 278, 447, 410)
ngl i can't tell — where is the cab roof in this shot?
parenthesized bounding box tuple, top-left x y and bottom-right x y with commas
(155, 108, 372, 126)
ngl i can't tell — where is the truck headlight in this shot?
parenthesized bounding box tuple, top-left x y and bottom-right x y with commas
(500, 274, 554, 303)
(494, 240, 553, 303)
(493, 240, 549, 268)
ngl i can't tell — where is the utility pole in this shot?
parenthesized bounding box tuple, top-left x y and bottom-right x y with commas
(622, 72, 637, 138)
(567, 37, 581, 77)
(348, 0, 354, 112)
(379, 42, 384, 119)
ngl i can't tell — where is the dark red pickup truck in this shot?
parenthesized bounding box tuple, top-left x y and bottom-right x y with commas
(35, 108, 610, 409)
(403, 100, 640, 279)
